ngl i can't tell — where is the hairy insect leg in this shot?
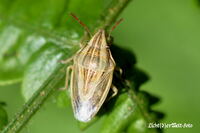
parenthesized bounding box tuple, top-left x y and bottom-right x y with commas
(59, 65, 73, 90)
(107, 85, 118, 101)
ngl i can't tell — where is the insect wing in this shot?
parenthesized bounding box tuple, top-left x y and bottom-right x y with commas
(71, 64, 114, 122)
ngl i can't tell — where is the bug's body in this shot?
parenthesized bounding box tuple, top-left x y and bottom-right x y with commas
(70, 29, 116, 122)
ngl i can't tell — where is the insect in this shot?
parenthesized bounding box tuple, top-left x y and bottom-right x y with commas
(63, 13, 123, 122)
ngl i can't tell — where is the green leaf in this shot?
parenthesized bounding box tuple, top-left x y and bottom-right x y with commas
(0, 57, 23, 85)
(127, 118, 148, 133)
(21, 43, 69, 100)
(56, 90, 71, 108)
(0, 24, 24, 85)
(0, 0, 164, 133)
(17, 0, 107, 101)
(2, 64, 67, 133)
(78, 116, 100, 131)
(0, 102, 8, 130)
(0, 0, 105, 85)
(100, 93, 137, 133)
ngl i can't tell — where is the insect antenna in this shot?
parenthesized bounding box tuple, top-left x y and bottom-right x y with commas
(108, 18, 124, 38)
(70, 13, 92, 37)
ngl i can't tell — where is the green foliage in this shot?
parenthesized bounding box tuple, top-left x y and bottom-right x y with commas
(0, 102, 8, 130)
(0, 0, 163, 133)
(22, 43, 67, 100)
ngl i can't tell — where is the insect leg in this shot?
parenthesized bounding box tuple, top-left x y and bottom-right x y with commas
(64, 65, 73, 90)
(59, 65, 73, 90)
(60, 56, 74, 64)
(115, 67, 123, 76)
(110, 85, 118, 98)
(107, 85, 118, 101)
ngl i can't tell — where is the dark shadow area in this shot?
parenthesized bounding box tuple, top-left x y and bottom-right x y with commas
(197, 0, 200, 6)
(110, 44, 149, 92)
(141, 91, 165, 119)
(0, 102, 6, 107)
(97, 44, 164, 132)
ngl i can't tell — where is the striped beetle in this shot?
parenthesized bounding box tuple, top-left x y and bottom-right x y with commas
(63, 13, 123, 122)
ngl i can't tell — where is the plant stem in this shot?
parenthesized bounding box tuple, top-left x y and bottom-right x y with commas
(1, 0, 131, 133)
(96, 0, 132, 30)
(1, 65, 66, 133)
(128, 89, 153, 123)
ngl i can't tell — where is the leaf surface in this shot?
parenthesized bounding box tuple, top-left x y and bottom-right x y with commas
(0, 102, 8, 130)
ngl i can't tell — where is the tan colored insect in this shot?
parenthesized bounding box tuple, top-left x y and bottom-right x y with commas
(63, 13, 122, 122)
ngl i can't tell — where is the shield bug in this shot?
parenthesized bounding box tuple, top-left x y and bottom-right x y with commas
(63, 13, 123, 122)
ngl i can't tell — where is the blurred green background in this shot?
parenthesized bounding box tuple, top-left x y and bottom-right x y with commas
(0, 0, 200, 133)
